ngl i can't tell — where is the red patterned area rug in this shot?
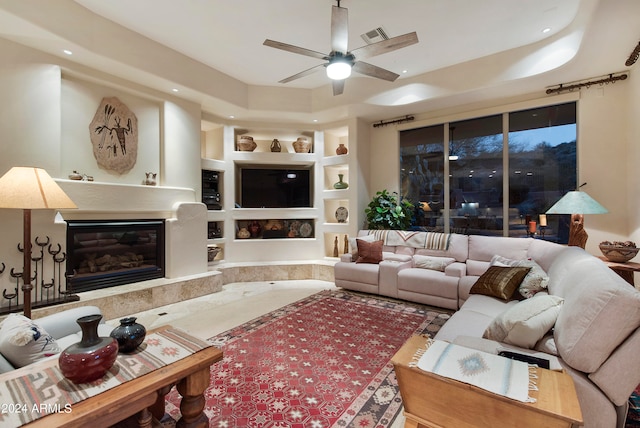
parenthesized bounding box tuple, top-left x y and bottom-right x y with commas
(162, 289, 451, 427)
(628, 385, 640, 428)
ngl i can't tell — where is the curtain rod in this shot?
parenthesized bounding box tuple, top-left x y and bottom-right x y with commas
(372, 114, 415, 128)
(546, 72, 628, 95)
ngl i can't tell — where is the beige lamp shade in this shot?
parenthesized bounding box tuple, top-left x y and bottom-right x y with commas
(0, 167, 77, 209)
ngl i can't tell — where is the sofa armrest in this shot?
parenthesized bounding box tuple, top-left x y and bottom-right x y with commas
(445, 262, 466, 278)
(339, 253, 354, 262)
(0, 352, 15, 373)
(379, 259, 413, 298)
(36, 306, 104, 340)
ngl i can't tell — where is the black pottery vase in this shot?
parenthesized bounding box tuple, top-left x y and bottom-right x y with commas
(59, 314, 119, 384)
(110, 317, 146, 353)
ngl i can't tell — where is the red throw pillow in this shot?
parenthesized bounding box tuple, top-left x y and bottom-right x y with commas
(356, 239, 383, 264)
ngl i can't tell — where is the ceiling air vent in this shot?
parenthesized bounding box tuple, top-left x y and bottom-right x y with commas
(361, 27, 389, 45)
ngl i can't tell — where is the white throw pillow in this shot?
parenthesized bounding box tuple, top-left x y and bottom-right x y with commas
(483, 295, 564, 349)
(0, 314, 61, 368)
(413, 255, 455, 272)
(491, 255, 550, 298)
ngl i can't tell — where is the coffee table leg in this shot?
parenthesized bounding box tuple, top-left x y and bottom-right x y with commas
(137, 407, 153, 428)
(151, 385, 173, 421)
(176, 366, 211, 428)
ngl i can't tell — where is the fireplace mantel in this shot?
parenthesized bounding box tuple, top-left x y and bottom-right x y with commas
(55, 179, 197, 219)
(55, 179, 207, 279)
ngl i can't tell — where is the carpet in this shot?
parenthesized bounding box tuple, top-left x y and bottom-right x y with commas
(162, 289, 451, 427)
(629, 385, 640, 428)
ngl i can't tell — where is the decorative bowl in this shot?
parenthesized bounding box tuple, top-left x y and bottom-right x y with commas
(237, 136, 257, 151)
(292, 137, 311, 153)
(599, 241, 639, 263)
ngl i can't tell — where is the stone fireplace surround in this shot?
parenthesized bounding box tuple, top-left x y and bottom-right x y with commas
(29, 260, 336, 321)
(14, 179, 335, 321)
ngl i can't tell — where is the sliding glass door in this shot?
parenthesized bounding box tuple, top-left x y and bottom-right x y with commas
(399, 102, 576, 243)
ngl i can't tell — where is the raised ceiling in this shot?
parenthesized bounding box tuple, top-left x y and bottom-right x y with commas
(0, 0, 638, 124)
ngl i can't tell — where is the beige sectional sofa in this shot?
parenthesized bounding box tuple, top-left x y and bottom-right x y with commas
(334, 230, 640, 428)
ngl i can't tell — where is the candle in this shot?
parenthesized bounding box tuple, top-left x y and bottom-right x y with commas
(529, 221, 537, 233)
(539, 214, 547, 227)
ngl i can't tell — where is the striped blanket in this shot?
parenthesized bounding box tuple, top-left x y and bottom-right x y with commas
(0, 327, 210, 427)
(365, 230, 451, 251)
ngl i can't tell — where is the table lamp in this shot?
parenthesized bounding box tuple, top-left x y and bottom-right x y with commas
(545, 184, 607, 249)
(0, 167, 77, 318)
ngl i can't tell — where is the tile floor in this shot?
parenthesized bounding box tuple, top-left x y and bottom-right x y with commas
(107, 279, 405, 427)
(104, 280, 337, 339)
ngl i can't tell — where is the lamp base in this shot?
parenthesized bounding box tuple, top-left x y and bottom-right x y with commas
(568, 213, 588, 249)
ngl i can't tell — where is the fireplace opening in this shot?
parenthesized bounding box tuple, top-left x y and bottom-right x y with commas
(66, 220, 165, 292)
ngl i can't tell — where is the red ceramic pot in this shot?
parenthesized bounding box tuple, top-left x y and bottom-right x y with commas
(59, 314, 119, 384)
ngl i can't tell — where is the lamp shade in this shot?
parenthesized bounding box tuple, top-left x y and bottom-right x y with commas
(0, 167, 77, 209)
(545, 190, 607, 215)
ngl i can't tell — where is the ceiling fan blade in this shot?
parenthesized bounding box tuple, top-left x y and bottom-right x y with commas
(331, 5, 348, 53)
(352, 61, 400, 82)
(332, 79, 345, 96)
(263, 39, 329, 60)
(279, 63, 326, 84)
(350, 32, 419, 60)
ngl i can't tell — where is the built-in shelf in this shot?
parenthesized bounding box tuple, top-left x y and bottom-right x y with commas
(200, 122, 358, 262)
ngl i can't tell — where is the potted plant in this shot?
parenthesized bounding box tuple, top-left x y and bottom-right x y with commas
(365, 190, 415, 230)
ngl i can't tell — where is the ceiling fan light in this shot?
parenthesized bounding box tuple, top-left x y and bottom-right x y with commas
(326, 61, 352, 80)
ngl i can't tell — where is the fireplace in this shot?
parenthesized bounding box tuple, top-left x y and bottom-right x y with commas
(66, 220, 165, 292)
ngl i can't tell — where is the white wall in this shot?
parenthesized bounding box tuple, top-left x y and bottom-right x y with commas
(61, 76, 161, 184)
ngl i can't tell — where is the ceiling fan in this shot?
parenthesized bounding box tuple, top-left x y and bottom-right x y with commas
(263, 0, 419, 96)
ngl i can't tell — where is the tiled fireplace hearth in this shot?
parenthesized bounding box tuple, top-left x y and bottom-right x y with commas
(66, 219, 165, 292)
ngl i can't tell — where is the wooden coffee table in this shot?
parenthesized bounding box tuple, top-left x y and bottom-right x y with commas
(18, 326, 223, 428)
(391, 335, 583, 428)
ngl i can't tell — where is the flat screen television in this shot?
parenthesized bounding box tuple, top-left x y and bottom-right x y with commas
(237, 165, 313, 208)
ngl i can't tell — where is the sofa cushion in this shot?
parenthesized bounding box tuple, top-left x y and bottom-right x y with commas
(413, 255, 455, 271)
(554, 257, 640, 373)
(0, 314, 61, 368)
(491, 255, 549, 298)
(483, 295, 564, 349)
(356, 239, 383, 264)
(468, 235, 532, 263)
(469, 266, 531, 300)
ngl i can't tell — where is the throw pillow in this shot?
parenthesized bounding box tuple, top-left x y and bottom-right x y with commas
(356, 239, 384, 264)
(413, 255, 455, 272)
(0, 314, 61, 368)
(491, 255, 550, 299)
(469, 266, 531, 300)
(349, 234, 377, 258)
(483, 295, 564, 349)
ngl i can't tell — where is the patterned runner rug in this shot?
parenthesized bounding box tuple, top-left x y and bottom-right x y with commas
(163, 289, 451, 427)
(0, 327, 209, 427)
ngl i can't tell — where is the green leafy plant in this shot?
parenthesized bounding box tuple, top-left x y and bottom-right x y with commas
(365, 189, 415, 230)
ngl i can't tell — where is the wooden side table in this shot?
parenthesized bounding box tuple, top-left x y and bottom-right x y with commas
(597, 256, 640, 286)
(391, 335, 583, 428)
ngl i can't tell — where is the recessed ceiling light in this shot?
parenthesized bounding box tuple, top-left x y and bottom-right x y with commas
(542, 27, 551, 33)
(171, 88, 179, 92)
(229, 115, 235, 119)
(402, 70, 408, 74)
(63, 49, 73, 55)
(313, 119, 318, 123)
